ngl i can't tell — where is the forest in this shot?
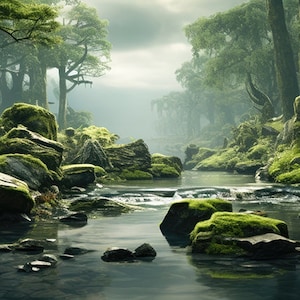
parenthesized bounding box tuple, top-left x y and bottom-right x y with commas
(0, 0, 299, 152)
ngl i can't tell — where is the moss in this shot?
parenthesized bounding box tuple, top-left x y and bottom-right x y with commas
(0, 103, 57, 140)
(119, 169, 153, 180)
(187, 198, 232, 212)
(151, 153, 182, 173)
(150, 163, 180, 178)
(191, 212, 288, 255)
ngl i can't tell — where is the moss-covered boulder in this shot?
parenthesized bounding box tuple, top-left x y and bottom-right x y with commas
(119, 169, 153, 180)
(190, 212, 288, 255)
(0, 172, 35, 214)
(160, 199, 232, 246)
(150, 153, 182, 178)
(0, 154, 57, 190)
(105, 139, 151, 171)
(0, 103, 58, 140)
(0, 127, 63, 174)
(60, 164, 97, 188)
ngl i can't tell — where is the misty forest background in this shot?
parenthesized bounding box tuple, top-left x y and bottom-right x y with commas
(0, 0, 299, 159)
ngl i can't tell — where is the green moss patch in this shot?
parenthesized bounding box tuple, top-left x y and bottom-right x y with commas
(190, 212, 288, 255)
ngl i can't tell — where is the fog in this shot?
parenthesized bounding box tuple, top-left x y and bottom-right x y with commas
(49, 0, 248, 156)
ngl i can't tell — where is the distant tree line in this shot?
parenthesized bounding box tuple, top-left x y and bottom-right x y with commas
(0, 0, 111, 129)
(152, 0, 299, 145)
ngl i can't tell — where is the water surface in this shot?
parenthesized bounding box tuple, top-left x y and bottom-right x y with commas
(1, 171, 300, 300)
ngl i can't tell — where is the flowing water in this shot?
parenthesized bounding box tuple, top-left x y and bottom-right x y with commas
(1, 171, 300, 300)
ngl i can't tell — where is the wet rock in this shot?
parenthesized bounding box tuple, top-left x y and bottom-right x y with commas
(0, 173, 34, 214)
(59, 253, 75, 260)
(18, 254, 57, 273)
(59, 212, 88, 226)
(133, 243, 156, 259)
(101, 247, 134, 262)
(64, 246, 93, 255)
(160, 198, 232, 246)
(60, 164, 96, 188)
(231, 233, 299, 259)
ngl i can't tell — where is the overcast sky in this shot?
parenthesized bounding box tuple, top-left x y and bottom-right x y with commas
(59, 0, 248, 148)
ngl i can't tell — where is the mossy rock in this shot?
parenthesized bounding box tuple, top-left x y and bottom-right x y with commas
(190, 212, 288, 255)
(0, 172, 35, 214)
(0, 103, 58, 140)
(151, 153, 182, 173)
(119, 169, 153, 180)
(0, 154, 57, 190)
(150, 163, 180, 178)
(61, 164, 97, 188)
(160, 199, 232, 246)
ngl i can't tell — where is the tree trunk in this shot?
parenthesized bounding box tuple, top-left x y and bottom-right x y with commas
(267, 0, 299, 121)
(58, 66, 67, 130)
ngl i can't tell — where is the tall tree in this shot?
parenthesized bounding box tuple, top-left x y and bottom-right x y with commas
(0, 0, 59, 111)
(266, 0, 299, 121)
(52, 3, 111, 129)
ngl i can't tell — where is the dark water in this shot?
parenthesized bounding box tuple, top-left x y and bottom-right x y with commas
(1, 171, 300, 300)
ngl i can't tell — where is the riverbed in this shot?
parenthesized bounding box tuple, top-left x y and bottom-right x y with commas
(1, 171, 300, 300)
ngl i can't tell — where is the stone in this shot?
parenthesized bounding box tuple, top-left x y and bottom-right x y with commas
(64, 247, 92, 255)
(60, 164, 96, 188)
(134, 243, 156, 259)
(101, 247, 134, 262)
(231, 233, 299, 259)
(105, 139, 151, 171)
(0, 127, 63, 173)
(0, 172, 34, 214)
(0, 153, 56, 190)
(160, 198, 232, 246)
(59, 212, 88, 226)
(72, 138, 113, 169)
(190, 212, 289, 255)
(0, 103, 58, 140)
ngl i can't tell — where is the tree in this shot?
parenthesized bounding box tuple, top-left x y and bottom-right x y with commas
(52, 3, 111, 129)
(0, 0, 59, 111)
(266, 0, 299, 121)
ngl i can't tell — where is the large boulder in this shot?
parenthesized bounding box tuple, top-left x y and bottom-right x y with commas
(0, 127, 63, 174)
(71, 139, 113, 169)
(190, 212, 289, 255)
(105, 139, 151, 171)
(60, 164, 97, 188)
(0, 172, 34, 214)
(0, 103, 58, 140)
(0, 154, 56, 190)
(150, 153, 182, 178)
(160, 199, 232, 246)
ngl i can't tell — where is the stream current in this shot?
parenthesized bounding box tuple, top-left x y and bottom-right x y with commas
(1, 171, 300, 300)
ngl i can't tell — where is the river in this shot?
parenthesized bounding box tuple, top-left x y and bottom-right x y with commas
(1, 171, 300, 300)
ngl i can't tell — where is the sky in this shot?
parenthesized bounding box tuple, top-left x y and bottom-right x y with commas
(52, 0, 248, 151)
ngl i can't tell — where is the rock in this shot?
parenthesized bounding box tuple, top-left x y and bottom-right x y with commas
(60, 164, 96, 188)
(0, 153, 56, 190)
(59, 212, 88, 226)
(18, 255, 57, 273)
(105, 139, 151, 171)
(150, 153, 182, 178)
(0, 103, 58, 140)
(0, 172, 34, 214)
(64, 247, 92, 255)
(231, 233, 299, 259)
(72, 138, 113, 169)
(101, 247, 134, 262)
(134, 243, 157, 259)
(160, 198, 232, 246)
(0, 127, 63, 174)
(190, 212, 289, 255)
(68, 196, 139, 216)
